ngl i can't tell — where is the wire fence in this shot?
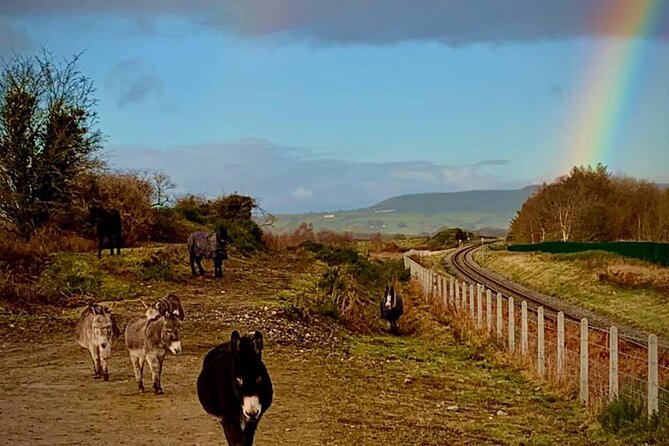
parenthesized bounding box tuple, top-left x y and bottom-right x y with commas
(404, 251, 669, 416)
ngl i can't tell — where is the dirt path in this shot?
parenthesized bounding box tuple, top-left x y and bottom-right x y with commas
(0, 251, 619, 445)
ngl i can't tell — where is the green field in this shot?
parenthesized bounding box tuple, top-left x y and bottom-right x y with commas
(272, 210, 512, 235)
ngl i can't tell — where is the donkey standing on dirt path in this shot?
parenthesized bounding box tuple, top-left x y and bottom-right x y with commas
(380, 285, 404, 335)
(197, 330, 273, 446)
(124, 314, 182, 394)
(187, 227, 229, 278)
(89, 206, 122, 259)
(76, 304, 120, 381)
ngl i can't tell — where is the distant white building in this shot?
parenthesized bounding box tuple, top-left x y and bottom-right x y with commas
(323, 214, 335, 219)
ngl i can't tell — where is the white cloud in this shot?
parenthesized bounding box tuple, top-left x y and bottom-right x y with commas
(292, 187, 313, 199)
(106, 138, 523, 213)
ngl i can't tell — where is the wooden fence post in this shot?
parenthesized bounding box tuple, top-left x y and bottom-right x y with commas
(521, 301, 528, 356)
(496, 292, 503, 338)
(648, 334, 659, 417)
(469, 284, 475, 321)
(508, 297, 515, 353)
(557, 312, 565, 379)
(538, 307, 545, 377)
(455, 280, 460, 311)
(462, 282, 467, 312)
(476, 285, 483, 328)
(580, 318, 589, 406)
(449, 278, 454, 307)
(609, 326, 618, 401)
(486, 289, 492, 332)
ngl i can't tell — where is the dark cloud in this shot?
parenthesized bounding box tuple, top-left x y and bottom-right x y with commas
(106, 138, 523, 213)
(105, 59, 164, 107)
(1, 1, 667, 45)
(0, 19, 33, 56)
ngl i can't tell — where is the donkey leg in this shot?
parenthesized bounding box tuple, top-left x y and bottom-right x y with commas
(222, 422, 244, 446)
(214, 258, 222, 278)
(99, 347, 110, 381)
(90, 345, 101, 379)
(196, 257, 205, 276)
(130, 353, 144, 391)
(147, 353, 163, 394)
(115, 231, 122, 255)
(189, 252, 196, 276)
(97, 235, 103, 259)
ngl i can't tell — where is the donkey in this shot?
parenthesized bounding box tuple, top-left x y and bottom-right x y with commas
(380, 285, 404, 335)
(89, 206, 122, 259)
(124, 314, 182, 394)
(75, 304, 120, 381)
(153, 293, 185, 321)
(197, 331, 273, 446)
(187, 227, 229, 278)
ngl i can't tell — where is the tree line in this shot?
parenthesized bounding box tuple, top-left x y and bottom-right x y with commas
(508, 164, 669, 244)
(0, 52, 266, 252)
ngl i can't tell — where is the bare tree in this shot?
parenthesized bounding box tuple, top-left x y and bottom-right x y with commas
(538, 179, 585, 242)
(0, 52, 101, 238)
(149, 170, 176, 207)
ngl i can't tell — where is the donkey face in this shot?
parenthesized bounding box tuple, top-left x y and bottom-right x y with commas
(161, 317, 181, 354)
(88, 206, 102, 225)
(384, 286, 396, 310)
(230, 331, 266, 422)
(91, 313, 113, 354)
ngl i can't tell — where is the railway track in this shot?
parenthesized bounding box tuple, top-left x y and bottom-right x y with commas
(449, 243, 657, 345)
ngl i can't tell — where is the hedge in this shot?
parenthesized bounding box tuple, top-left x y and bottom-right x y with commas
(508, 241, 669, 266)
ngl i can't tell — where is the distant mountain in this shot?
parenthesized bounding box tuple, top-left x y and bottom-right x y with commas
(370, 186, 538, 214)
(272, 186, 538, 236)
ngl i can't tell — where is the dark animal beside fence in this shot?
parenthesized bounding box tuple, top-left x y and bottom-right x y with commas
(187, 228, 229, 278)
(197, 331, 273, 446)
(154, 293, 185, 320)
(75, 304, 120, 380)
(124, 314, 182, 394)
(380, 285, 403, 335)
(89, 206, 122, 259)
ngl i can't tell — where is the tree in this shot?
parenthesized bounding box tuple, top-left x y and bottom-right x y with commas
(149, 170, 176, 207)
(0, 52, 101, 238)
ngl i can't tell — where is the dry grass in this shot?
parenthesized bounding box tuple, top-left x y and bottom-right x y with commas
(0, 246, 625, 445)
(475, 248, 669, 338)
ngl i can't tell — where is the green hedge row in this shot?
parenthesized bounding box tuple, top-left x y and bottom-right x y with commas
(508, 241, 669, 266)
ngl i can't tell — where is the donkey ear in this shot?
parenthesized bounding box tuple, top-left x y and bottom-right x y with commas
(230, 330, 241, 353)
(252, 331, 264, 355)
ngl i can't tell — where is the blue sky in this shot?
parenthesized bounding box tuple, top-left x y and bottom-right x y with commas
(1, 1, 668, 212)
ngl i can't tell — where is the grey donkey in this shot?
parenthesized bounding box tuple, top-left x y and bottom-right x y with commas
(187, 227, 229, 278)
(124, 314, 182, 394)
(75, 304, 120, 381)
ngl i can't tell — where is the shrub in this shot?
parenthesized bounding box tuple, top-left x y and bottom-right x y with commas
(150, 207, 208, 243)
(219, 218, 265, 255)
(36, 254, 103, 303)
(300, 242, 410, 332)
(137, 246, 185, 282)
(598, 391, 669, 443)
(427, 227, 471, 249)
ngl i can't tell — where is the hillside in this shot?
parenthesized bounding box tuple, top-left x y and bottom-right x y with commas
(273, 186, 537, 235)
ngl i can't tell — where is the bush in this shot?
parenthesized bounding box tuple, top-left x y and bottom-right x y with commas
(150, 207, 208, 243)
(301, 241, 410, 332)
(219, 218, 265, 255)
(137, 246, 186, 282)
(427, 227, 471, 249)
(598, 391, 669, 443)
(36, 254, 103, 303)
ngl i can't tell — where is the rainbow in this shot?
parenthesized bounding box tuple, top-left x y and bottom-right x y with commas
(565, 0, 665, 169)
